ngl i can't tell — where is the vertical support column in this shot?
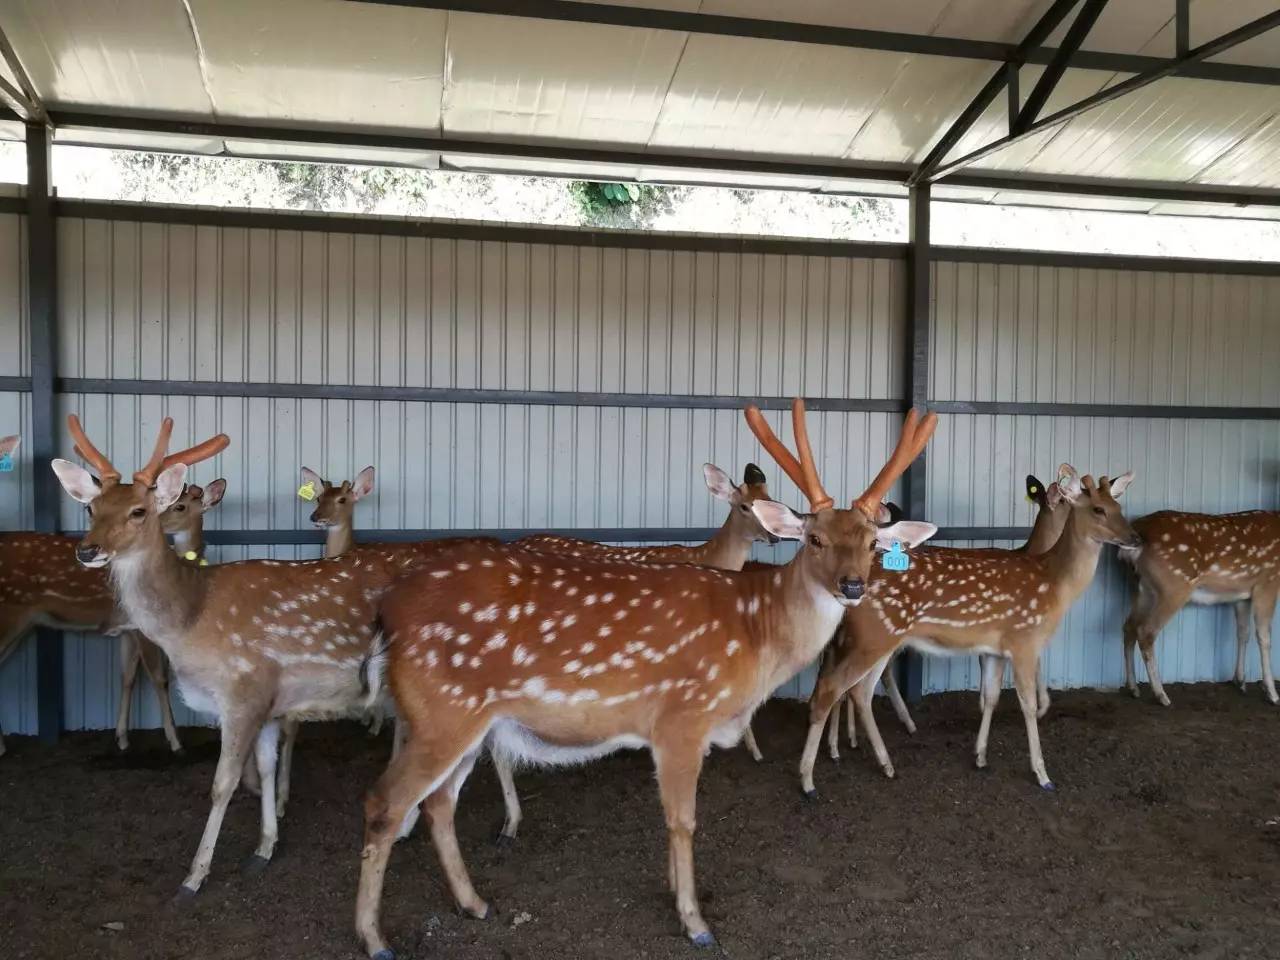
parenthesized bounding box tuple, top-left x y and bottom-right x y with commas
(1175, 0, 1190, 56)
(899, 183, 931, 703)
(26, 121, 62, 743)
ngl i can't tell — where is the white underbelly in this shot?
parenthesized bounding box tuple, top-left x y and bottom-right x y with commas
(906, 635, 1004, 658)
(176, 677, 221, 719)
(488, 719, 648, 769)
(1189, 588, 1250, 606)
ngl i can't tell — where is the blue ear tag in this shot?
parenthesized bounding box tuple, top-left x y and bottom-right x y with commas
(881, 541, 910, 572)
(0, 453, 12, 473)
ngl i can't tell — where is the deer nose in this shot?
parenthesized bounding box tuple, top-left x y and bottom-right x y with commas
(838, 577, 865, 601)
(309, 509, 321, 523)
(76, 543, 101, 564)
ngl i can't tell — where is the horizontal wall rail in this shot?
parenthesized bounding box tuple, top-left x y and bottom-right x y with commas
(929, 401, 1280, 421)
(0, 377, 31, 392)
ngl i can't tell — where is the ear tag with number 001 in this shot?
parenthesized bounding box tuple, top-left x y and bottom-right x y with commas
(881, 541, 910, 572)
(0, 453, 12, 473)
(297, 481, 316, 501)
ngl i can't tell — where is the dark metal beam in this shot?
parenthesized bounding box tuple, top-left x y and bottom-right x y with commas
(929, 243, 1280, 277)
(347, 0, 1280, 87)
(910, 0, 1081, 186)
(25, 122, 62, 745)
(941, 169, 1280, 208)
(0, 376, 31, 392)
(929, 8, 1280, 182)
(1006, 62, 1020, 137)
(929, 400, 1280, 420)
(1176, 0, 1190, 57)
(0, 24, 44, 121)
(1013, 0, 1109, 135)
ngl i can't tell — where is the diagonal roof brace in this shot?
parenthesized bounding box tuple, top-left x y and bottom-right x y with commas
(0, 22, 43, 122)
(1013, 0, 1109, 135)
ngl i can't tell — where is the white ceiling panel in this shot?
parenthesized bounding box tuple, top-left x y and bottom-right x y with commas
(698, 0, 1044, 43)
(649, 35, 908, 155)
(223, 140, 439, 169)
(186, 0, 447, 132)
(51, 126, 222, 155)
(1, 0, 211, 114)
(1194, 114, 1280, 187)
(441, 13, 686, 143)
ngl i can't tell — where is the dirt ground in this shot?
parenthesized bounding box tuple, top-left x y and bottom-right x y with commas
(2, 683, 1278, 960)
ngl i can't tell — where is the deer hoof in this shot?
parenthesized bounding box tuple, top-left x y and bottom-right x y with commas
(690, 931, 717, 948)
(372, 950, 396, 960)
(800, 787, 818, 802)
(464, 901, 490, 921)
(493, 831, 516, 849)
(241, 854, 271, 878)
(1157, 696, 1172, 708)
(882, 765, 895, 779)
(171, 885, 199, 907)
(1040, 781, 1057, 792)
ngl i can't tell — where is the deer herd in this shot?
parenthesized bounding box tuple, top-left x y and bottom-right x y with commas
(0, 405, 1277, 958)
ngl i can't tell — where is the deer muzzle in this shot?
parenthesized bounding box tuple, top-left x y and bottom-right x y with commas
(837, 577, 865, 602)
(75, 541, 108, 567)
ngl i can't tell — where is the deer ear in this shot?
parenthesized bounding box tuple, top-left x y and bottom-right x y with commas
(352, 466, 376, 501)
(1045, 481, 1065, 507)
(153, 463, 188, 511)
(1025, 474, 1046, 506)
(750, 500, 807, 540)
(52, 459, 101, 504)
(703, 463, 736, 502)
(1108, 471, 1135, 498)
(1057, 464, 1083, 502)
(300, 466, 323, 489)
(876, 520, 937, 550)
(743, 462, 767, 486)
(202, 478, 227, 510)
(0, 434, 19, 458)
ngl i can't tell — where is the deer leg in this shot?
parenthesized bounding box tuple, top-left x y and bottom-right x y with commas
(741, 722, 764, 762)
(115, 632, 143, 752)
(880, 658, 916, 734)
(1010, 648, 1053, 790)
(801, 670, 848, 798)
(845, 688, 858, 748)
(653, 737, 713, 947)
(356, 720, 490, 960)
(246, 720, 281, 873)
(275, 718, 299, 819)
(422, 749, 488, 918)
(1036, 658, 1051, 719)
(178, 710, 264, 896)
(392, 721, 421, 841)
(852, 656, 895, 778)
(974, 653, 1003, 770)
(492, 747, 522, 843)
(366, 704, 384, 737)
(0, 610, 37, 758)
(1251, 586, 1278, 705)
(1232, 600, 1252, 692)
(138, 635, 183, 754)
(825, 696, 842, 762)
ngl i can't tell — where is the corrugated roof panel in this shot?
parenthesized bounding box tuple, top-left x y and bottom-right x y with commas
(1018, 77, 1280, 183)
(441, 13, 686, 143)
(1145, 0, 1280, 67)
(52, 125, 222, 155)
(648, 35, 907, 155)
(186, 0, 447, 132)
(1193, 114, 1280, 188)
(698, 0, 1041, 43)
(2, 0, 212, 115)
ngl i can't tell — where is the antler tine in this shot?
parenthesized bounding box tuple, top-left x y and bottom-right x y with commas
(789, 398, 833, 512)
(744, 405, 809, 503)
(133, 417, 175, 487)
(66, 414, 120, 482)
(852, 408, 938, 519)
(160, 433, 231, 472)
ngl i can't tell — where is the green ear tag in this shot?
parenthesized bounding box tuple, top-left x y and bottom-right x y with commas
(297, 481, 317, 501)
(881, 541, 910, 572)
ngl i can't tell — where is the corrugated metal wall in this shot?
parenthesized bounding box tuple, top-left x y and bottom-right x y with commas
(923, 261, 1280, 694)
(5, 217, 906, 734)
(5, 215, 1278, 737)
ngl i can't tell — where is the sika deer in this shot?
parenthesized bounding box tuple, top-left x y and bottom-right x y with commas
(1120, 510, 1280, 707)
(52, 416, 469, 897)
(802, 466, 1136, 795)
(354, 400, 938, 958)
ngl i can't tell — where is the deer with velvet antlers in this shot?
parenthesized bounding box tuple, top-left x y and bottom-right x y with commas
(354, 399, 937, 959)
(1120, 509, 1280, 707)
(51, 416, 469, 899)
(801, 466, 1136, 796)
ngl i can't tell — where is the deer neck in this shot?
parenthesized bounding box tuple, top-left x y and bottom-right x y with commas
(692, 514, 753, 571)
(171, 526, 204, 560)
(324, 521, 354, 559)
(757, 558, 847, 684)
(1042, 510, 1103, 600)
(109, 525, 207, 652)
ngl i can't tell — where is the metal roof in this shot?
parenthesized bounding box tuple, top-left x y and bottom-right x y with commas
(0, 0, 1279, 214)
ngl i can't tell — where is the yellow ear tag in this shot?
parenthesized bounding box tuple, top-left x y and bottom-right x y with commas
(184, 550, 198, 562)
(1026, 483, 1038, 504)
(298, 481, 317, 501)
(199, 558, 209, 567)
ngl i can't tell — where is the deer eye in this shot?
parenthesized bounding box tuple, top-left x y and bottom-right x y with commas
(130, 507, 147, 519)
(1092, 507, 1106, 517)
(739, 504, 750, 512)
(174, 505, 186, 512)
(338, 497, 347, 504)
(807, 534, 822, 549)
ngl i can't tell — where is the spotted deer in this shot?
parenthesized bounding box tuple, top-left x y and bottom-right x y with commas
(0, 435, 223, 757)
(354, 400, 938, 958)
(1120, 510, 1280, 707)
(824, 473, 1068, 766)
(801, 466, 1136, 796)
(114, 478, 226, 753)
(51, 416, 471, 898)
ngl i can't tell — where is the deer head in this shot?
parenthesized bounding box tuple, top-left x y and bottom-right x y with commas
(159, 480, 226, 538)
(51, 416, 229, 568)
(703, 461, 778, 545)
(301, 465, 374, 530)
(745, 400, 937, 605)
(1056, 464, 1140, 548)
